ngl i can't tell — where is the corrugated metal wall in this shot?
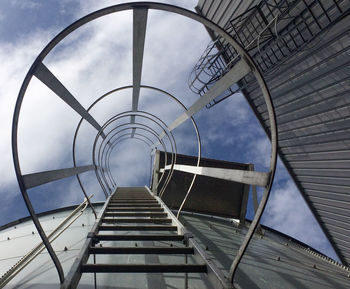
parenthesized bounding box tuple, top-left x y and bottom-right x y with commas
(196, 0, 350, 266)
(1, 206, 349, 288)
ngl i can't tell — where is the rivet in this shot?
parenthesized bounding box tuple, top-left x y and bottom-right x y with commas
(276, 256, 280, 261)
(7, 237, 10, 240)
(14, 226, 16, 229)
(64, 246, 68, 251)
(53, 216, 55, 219)
(205, 246, 209, 251)
(285, 243, 288, 246)
(82, 223, 85, 227)
(170, 243, 173, 247)
(135, 243, 138, 247)
(100, 243, 103, 247)
(32, 231, 35, 235)
(313, 264, 317, 269)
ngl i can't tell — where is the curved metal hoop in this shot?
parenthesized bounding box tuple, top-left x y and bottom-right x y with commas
(92, 111, 177, 197)
(12, 2, 277, 284)
(95, 121, 170, 193)
(103, 133, 155, 187)
(72, 85, 201, 205)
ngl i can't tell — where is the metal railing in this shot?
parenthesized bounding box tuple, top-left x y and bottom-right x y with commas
(190, 0, 349, 108)
(11, 2, 277, 287)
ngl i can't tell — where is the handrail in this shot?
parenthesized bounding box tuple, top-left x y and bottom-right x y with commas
(0, 195, 92, 288)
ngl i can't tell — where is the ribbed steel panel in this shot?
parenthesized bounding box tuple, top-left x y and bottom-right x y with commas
(196, 0, 350, 266)
(1, 205, 349, 288)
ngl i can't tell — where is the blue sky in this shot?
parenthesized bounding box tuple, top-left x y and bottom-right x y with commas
(0, 0, 340, 262)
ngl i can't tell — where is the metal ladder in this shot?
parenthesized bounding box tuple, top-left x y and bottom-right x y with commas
(62, 187, 233, 289)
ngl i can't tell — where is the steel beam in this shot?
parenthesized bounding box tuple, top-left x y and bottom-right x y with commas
(23, 165, 95, 189)
(131, 7, 148, 137)
(158, 58, 251, 139)
(33, 62, 106, 139)
(162, 164, 270, 187)
(81, 264, 207, 273)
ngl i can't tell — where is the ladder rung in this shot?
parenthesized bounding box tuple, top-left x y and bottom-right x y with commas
(105, 208, 164, 212)
(109, 200, 158, 203)
(81, 264, 207, 273)
(89, 246, 193, 254)
(102, 218, 171, 224)
(112, 195, 152, 198)
(95, 234, 184, 241)
(111, 198, 154, 201)
(104, 212, 167, 217)
(98, 225, 177, 231)
(108, 204, 160, 208)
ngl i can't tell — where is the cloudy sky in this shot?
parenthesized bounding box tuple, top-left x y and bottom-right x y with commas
(0, 0, 339, 261)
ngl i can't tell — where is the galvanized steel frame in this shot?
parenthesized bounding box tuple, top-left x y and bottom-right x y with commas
(11, 2, 277, 285)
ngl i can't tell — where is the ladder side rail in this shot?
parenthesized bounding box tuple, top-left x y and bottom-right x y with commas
(145, 186, 234, 289)
(61, 192, 114, 289)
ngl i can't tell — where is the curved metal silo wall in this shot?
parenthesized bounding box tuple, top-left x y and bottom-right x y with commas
(1, 204, 349, 288)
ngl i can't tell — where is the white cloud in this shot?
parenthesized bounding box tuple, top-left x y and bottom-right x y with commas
(0, 0, 205, 205)
(10, 0, 41, 10)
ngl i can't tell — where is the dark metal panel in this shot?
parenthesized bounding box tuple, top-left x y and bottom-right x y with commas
(156, 151, 250, 218)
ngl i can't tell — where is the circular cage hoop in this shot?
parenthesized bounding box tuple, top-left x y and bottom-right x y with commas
(93, 112, 177, 197)
(72, 85, 201, 203)
(11, 2, 278, 285)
